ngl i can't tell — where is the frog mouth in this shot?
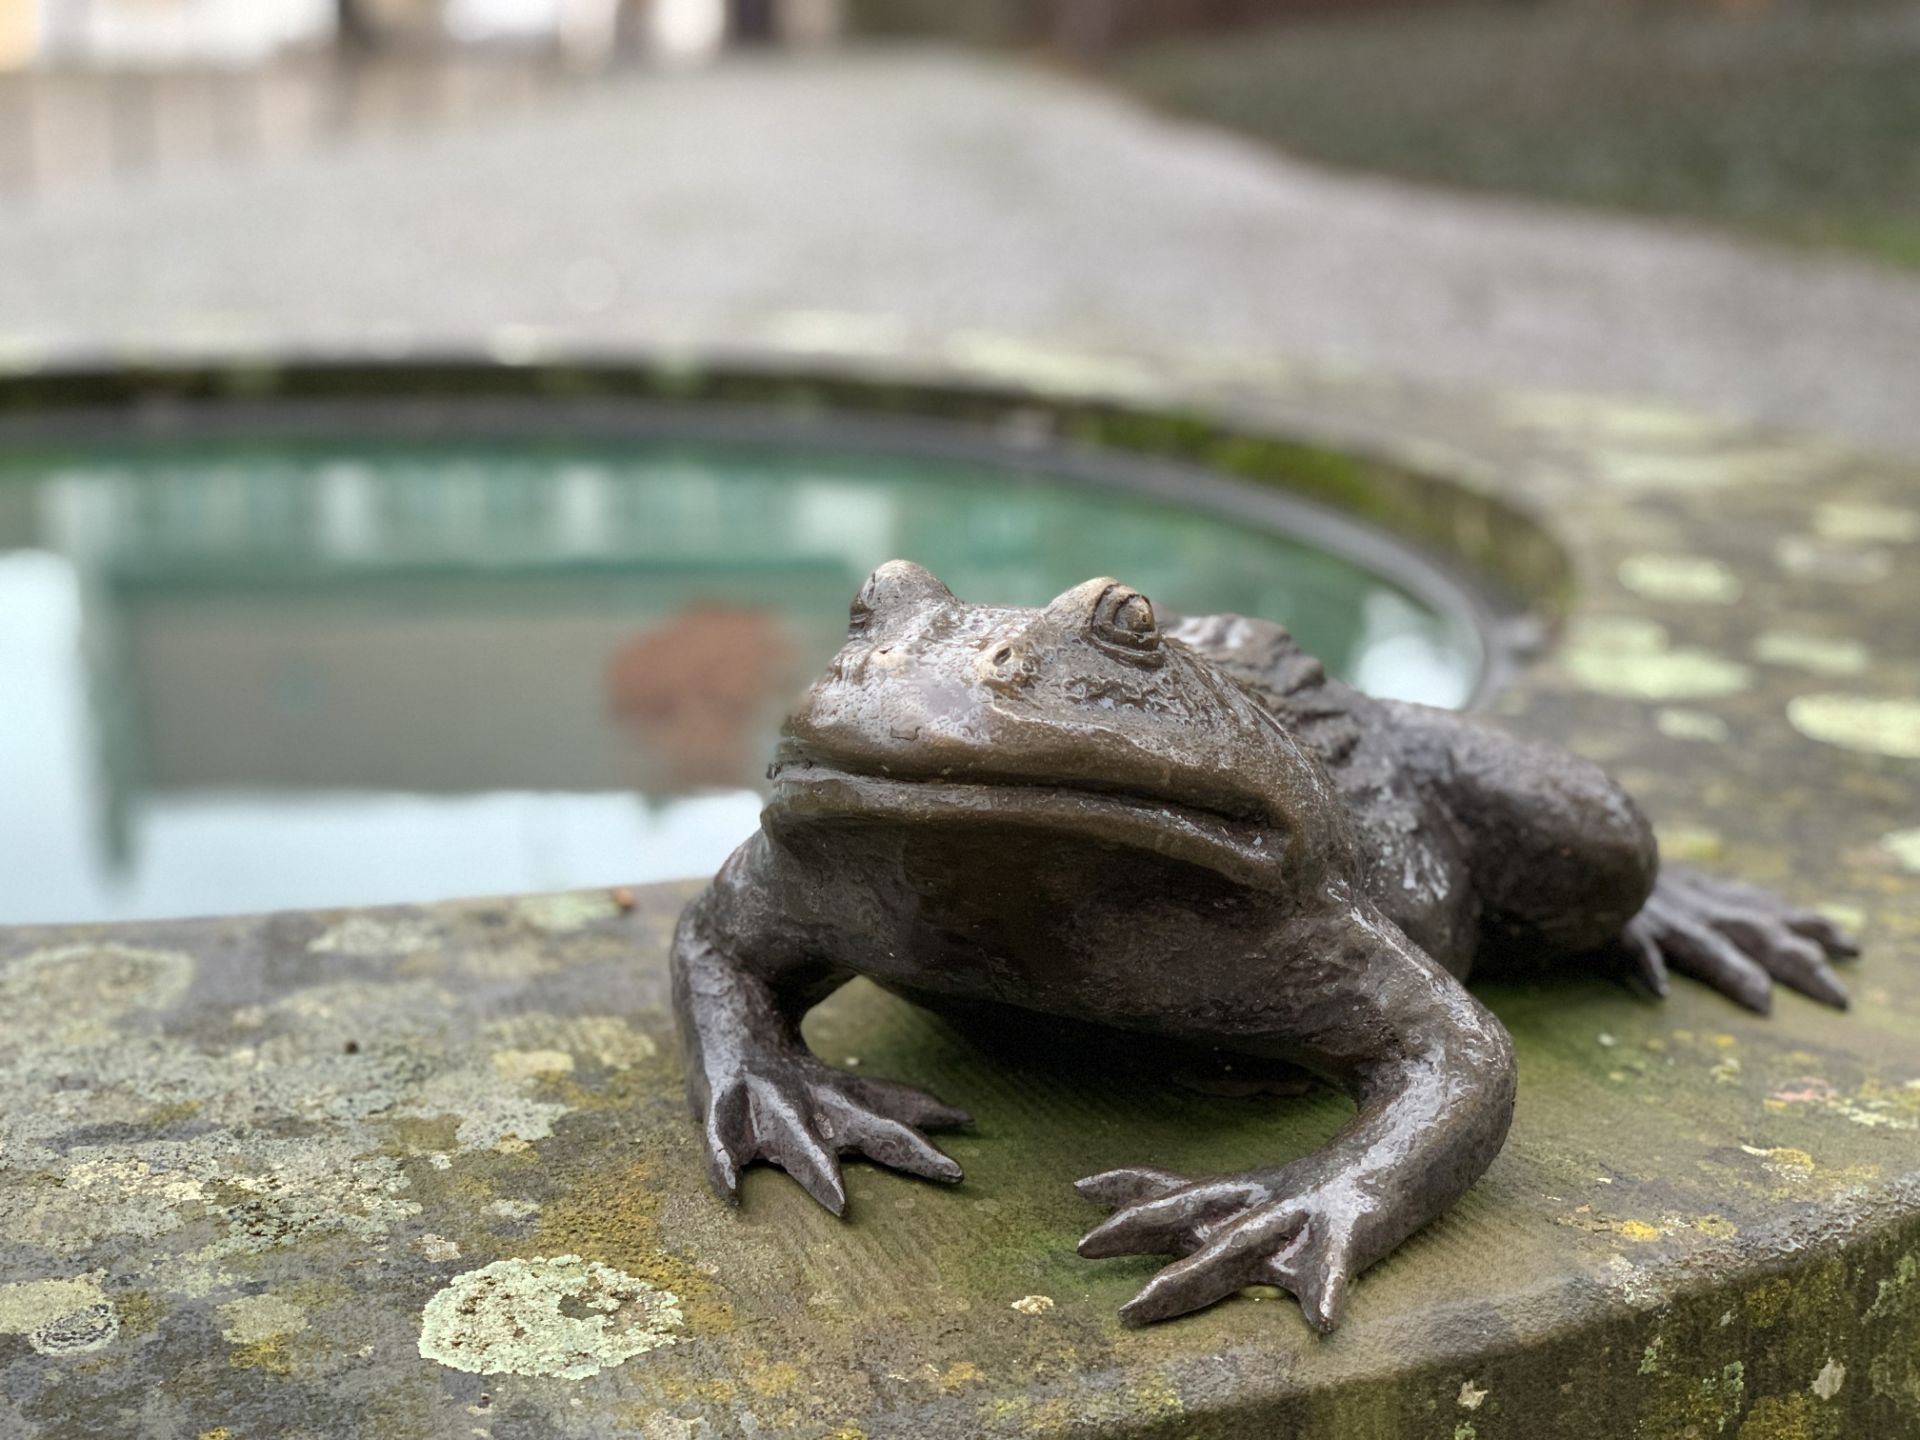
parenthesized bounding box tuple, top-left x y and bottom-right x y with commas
(764, 752, 1285, 887)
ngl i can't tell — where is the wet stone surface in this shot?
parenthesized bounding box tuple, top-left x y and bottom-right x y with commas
(1, 362, 1918, 1437)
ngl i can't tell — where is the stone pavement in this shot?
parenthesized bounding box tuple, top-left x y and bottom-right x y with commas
(2, 49, 1920, 458)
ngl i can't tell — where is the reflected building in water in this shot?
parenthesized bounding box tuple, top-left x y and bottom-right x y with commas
(4, 444, 888, 867)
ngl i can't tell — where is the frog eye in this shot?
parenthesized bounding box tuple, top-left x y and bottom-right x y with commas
(848, 585, 876, 635)
(850, 559, 953, 635)
(1089, 585, 1161, 660)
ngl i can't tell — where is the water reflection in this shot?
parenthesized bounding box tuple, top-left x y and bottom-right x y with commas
(0, 435, 1482, 924)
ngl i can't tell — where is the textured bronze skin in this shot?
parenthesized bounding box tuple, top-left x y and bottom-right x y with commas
(671, 562, 1858, 1333)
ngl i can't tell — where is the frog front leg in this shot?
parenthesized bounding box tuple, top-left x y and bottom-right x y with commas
(672, 856, 971, 1213)
(1076, 905, 1515, 1332)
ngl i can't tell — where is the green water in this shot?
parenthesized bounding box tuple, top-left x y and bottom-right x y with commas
(0, 433, 1482, 924)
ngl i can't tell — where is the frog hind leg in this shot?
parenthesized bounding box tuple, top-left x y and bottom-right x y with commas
(1074, 906, 1516, 1333)
(1621, 865, 1857, 1013)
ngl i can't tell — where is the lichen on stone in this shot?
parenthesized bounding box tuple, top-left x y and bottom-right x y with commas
(0, 1275, 120, 1356)
(417, 1254, 683, 1379)
(307, 916, 437, 957)
(514, 892, 624, 934)
(1882, 828, 1920, 874)
(0, 942, 195, 1043)
(1559, 619, 1751, 702)
(1813, 501, 1920, 545)
(1753, 631, 1870, 678)
(1617, 554, 1742, 605)
(1811, 1357, 1846, 1401)
(1655, 708, 1730, 743)
(217, 1293, 308, 1345)
(1785, 694, 1920, 759)
(483, 1013, 659, 1070)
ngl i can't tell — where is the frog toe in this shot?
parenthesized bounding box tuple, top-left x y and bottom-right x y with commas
(1098, 1180, 1367, 1332)
(1113, 1195, 1317, 1327)
(842, 1074, 973, 1132)
(1073, 1165, 1191, 1210)
(818, 1094, 963, 1185)
(745, 1074, 849, 1214)
(1076, 1173, 1268, 1259)
(699, 1078, 754, 1203)
(1264, 1225, 1356, 1335)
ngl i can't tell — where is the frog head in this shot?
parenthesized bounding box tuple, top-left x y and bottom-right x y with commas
(765, 561, 1351, 891)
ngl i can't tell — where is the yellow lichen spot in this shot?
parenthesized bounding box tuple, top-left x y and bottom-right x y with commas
(1786, 694, 1920, 759)
(218, 1293, 308, 1345)
(980, 1396, 1033, 1427)
(230, 1336, 294, 1374)
(485, 1013, 659, 1070)
(1745, 1277, 1796, 1328)
(1735, 1391, 1819, 1440)
(528, 1163, 725, 1333)
(1022, 1397, 1078, 1434)
(1457, 1379, 1488, 1410)
(747, 1360, 804, 1397)
(937, 1361, 986, 1393)
(198, 1430, 233, 1440)
(1741, 1145, 1816, 1182)
(1615, 1220, 1665, 1243)
(490, 1049, 577, 1081)
(1618, 554, 1743, 605)
(1131, 1375, 1184, 1421)
(1659, 826, 1726, 864)
(1009, 1294, 1055, 1316)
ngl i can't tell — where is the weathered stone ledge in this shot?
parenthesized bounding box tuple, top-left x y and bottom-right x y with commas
(2, 353, 1917, 1438)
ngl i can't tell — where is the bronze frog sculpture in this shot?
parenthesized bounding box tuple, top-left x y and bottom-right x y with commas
(672, 562, 1856, 1332)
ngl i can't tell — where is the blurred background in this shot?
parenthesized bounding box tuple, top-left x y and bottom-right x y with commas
(1, 0, 1915, 925)
(4, 0, 1916, 267)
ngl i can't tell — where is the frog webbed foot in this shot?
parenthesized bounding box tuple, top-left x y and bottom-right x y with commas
(1623, 866, 1859, 1014)
(1075, 1165, 1362, 1333)
(698, 1050, 970, 1214)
